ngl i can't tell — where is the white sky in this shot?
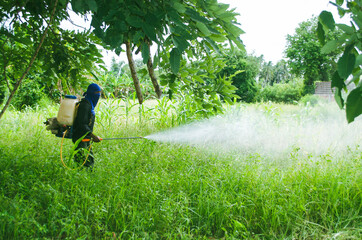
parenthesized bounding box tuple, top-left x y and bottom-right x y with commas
(219, 0, 344, 63)
(62, 0, 347, 67)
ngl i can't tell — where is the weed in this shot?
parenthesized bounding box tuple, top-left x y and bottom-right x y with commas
(0, 101, 361, 239)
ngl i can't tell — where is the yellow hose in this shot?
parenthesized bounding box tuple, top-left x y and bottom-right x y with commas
(60, 129, 91, 170)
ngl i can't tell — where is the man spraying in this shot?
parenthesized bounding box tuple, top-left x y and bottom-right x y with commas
(72, 83, 102, 169)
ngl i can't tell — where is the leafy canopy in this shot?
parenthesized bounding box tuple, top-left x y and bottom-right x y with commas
(0, 0, 105, 100)
(70, 0, 244, 74)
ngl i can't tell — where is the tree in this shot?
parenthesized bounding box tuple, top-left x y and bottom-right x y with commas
(285, 17, 342, 94)
(318, 0, 362, 123)
(0, 0, 60, 119)
(259, 61, 274, 87)
(0, 0, 104, 119)
(271, 60, 294, 85)
(72, 0, 244, 104)
(0, 0, 245, 120)
(218, 49, 259, 103)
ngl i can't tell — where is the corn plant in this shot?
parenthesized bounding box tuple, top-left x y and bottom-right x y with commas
(97, 95, 124, 132)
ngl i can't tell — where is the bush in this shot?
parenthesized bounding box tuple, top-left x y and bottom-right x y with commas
(299, 94, 321, 106)
(12, 78, 48, 110)
(259, 82, 303, 104)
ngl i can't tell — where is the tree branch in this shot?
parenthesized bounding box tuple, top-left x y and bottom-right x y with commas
(0, 0, 59, 120)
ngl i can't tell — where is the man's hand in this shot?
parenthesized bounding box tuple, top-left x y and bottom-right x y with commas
(90, 133, 102, 143)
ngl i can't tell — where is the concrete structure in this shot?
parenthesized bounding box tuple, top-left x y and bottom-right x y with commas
(314, 81, 334, 100)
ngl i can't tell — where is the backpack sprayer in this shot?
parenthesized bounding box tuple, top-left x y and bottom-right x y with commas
(44, 95, 145, 169)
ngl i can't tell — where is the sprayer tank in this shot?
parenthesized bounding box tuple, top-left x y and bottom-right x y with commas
(57, 95, 78, 126)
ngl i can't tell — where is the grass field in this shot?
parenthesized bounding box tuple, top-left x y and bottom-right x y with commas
(0, 99, 361, 239)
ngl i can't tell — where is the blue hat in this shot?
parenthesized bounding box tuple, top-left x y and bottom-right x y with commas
(84, 83, 101, 114)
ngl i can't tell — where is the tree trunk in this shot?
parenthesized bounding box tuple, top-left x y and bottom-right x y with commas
(0, 0, 58, 120)
(126, 41, 144, 104)
(146, 43, 162, 99)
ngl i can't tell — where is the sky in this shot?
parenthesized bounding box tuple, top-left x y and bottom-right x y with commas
(62, 0, 346, 67)
(218, 0, 343, 64)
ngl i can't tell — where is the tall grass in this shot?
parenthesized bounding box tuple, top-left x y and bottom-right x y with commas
(0, 100, 361, 239)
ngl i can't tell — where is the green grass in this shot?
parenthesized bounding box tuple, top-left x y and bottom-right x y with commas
(0, 101, 361, 239)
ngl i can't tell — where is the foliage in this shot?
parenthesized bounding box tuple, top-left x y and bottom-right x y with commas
(258, 81, 303, 104)
(285, 17, 343, 94)
(259, 60, 295, 87)
(157, 43, 239, 120)
(218, 49, 259, 103)
(11, 76, 47, 110)
(1, 0, 246, 120)
(0, 0, 105, 118)
(80, 0, 244, 73)
(0, 102, 361, 239)
(98, 58, 157, 99)
(72, 0, 245, 106)
(299, 94, 323, 107)
(318, 0, 362, 123)
(38, 29, 105, 95)
(0, 83, 6, 105)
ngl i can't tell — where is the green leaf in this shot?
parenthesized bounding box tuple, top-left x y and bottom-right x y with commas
(334, 88, 344, 109)
(350, 69, 362, 85)
(346, 87, 362, 123)
(126, 15, 143, 28)
(71, 0, 86, 13)
(170, 48, 181, 74)
(173, 2, 186, 13)
(153, 54, 159, 68)
(229, 36, 245, 51)
(321, 40, 338, 54)
(196, 22, 211, 36)
(209, 34, 228, 42)
(204, 37, 220, 52)
(132, 31, 144, 43)
(338, 8, 346, 18)
(172, 35, 189, 52)
(193, 75, 205, 84)
(105, 26, 124, 48)
(87, 0, 98, 12)
(336, 24, 354, 34)
(218, 11, 237, 22)
(142, 24, 158, 42)
(338, 50, 356, 79)
(317, 22, 325, 44)
(352, 15, 362, 29)
(160, 79, 168, 86)
(337, 0, 344, 6)
(225, 23, 245, 38)
(331, 71, 346, 89)
(170, 25, 192, 40)
(185, 8, 209, 24)
(141, 42, 150, 64)
(355, 54, 362, 67)
(319, 11, 335, 30)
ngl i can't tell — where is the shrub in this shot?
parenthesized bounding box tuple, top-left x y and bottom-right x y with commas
(299, 94, 321, 106)
(259, 82, 303, 104)
(12, 78, 47, 110)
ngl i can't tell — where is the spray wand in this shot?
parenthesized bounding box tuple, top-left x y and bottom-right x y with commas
(81, 137, 144, 142)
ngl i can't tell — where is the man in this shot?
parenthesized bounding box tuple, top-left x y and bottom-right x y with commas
(72, 83, 102, 168)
